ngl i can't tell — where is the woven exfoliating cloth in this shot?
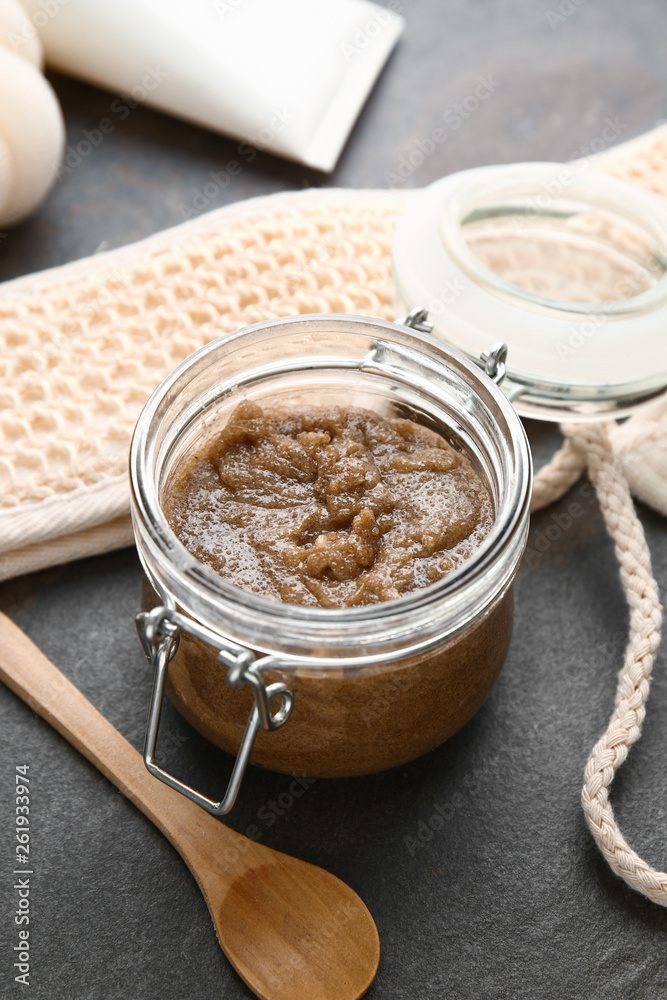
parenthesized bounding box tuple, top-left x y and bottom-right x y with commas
(2, 126, 667, 582)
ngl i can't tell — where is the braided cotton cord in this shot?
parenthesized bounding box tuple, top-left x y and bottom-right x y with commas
(530, 438, 587, 513)
(535, 423, 665, 904)
(569, 425, 665, 904)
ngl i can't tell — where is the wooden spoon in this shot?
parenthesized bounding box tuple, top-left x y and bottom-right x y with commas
(0, 611, 380, 1000)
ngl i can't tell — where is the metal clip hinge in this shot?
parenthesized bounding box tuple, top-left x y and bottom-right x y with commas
(398, 307, 508, 387)
(480, 342, 508, 385)
(135, 606, 294, 816)
(397, 306, 434, 334)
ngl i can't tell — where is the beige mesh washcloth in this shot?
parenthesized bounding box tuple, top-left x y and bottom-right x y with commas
(3, 122, 667, 909)
(3, 128, 667, 579)
(0, 187, 411, 578)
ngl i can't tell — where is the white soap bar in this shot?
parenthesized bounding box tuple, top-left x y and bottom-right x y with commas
(21, 0, 404, 171)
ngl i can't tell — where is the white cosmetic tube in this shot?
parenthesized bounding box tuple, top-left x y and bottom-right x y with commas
(20, 0, 404, 171)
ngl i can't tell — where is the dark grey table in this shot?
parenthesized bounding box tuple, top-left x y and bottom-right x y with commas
(2, 2, 667, 997)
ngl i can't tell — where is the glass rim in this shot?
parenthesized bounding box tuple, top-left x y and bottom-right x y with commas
(129, 313, 532, 656)
(439, 163, 667, 316)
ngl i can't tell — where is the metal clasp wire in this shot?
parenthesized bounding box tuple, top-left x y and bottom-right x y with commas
(398, 307, 508, 387)
(397, 306, 434, 334)
(480, 342, 508, 385)
(135, 605, 294, 816)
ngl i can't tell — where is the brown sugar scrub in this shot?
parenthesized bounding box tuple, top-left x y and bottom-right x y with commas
(163, 402, 494, 608)
(151, 401, 512, 778)
(150, 586, 513, 778)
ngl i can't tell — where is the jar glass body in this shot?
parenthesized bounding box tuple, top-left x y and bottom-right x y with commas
(130, 314, 531, 777)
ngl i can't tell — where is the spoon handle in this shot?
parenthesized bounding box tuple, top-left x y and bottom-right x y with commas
(0, 611, 250, 868)
(0, 611, 382, 1000)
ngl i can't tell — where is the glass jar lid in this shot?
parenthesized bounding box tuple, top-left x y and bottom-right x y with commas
(392, 162, 667, 421)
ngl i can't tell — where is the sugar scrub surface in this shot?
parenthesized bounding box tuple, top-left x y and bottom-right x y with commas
(164, 403, 494, 608)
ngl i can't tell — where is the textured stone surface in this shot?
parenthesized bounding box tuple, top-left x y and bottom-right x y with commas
(2, 2, 667, 998)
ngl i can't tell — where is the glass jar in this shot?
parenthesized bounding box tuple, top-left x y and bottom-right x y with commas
(130, 313, 531, 813)
(392, 162, 667, 421)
